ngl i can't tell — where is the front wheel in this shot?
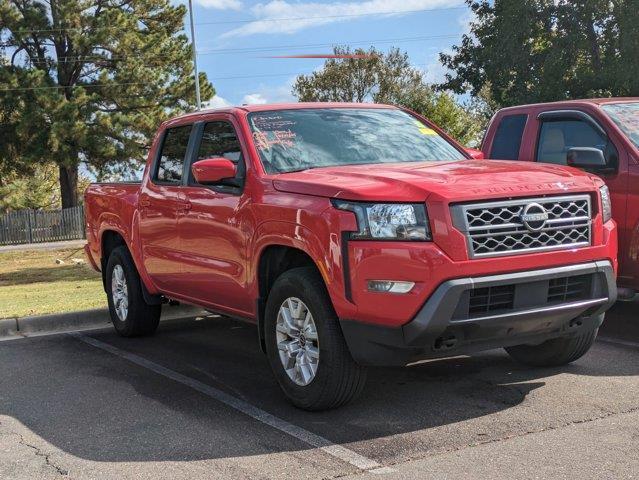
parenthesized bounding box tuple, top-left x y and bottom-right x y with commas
(264, 267, 367, 410)
(106, 246, 161, 337)
(505, 324, 599, 367)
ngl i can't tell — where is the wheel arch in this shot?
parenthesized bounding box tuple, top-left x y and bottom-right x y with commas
(251, 221, 345, 353)
(99, 228, 161, 304)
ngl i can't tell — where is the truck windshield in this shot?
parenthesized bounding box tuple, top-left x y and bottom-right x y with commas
(247, 108, 466, 174)
(602, 102, 639, 147)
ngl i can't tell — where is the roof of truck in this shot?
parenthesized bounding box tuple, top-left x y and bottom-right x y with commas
(174, 102, 397, 121)
(496, 97, 639, 113)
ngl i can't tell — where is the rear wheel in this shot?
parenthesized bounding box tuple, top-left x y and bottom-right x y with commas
(264, 267, 367, 410)
(106, 246, 161, 337)
(505, 324, 599, 367)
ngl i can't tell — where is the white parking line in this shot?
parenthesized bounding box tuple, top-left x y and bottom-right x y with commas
(71, 332, 393, 475)
(598, 336, 639, 349)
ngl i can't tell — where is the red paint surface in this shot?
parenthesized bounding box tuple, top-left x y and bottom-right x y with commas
(482, 98, 637, 290)
(85, 102, 618, 327)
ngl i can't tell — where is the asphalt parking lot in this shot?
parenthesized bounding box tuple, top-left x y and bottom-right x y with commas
(1, 302, 638, 480)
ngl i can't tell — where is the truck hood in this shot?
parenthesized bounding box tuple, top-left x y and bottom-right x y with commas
(272, 160, 597, 202)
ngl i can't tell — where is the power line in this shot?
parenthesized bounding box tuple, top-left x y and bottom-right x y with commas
(0, 60, 435, 91)
(0, 72, 314, 91)
(196, 6, 466, 26)
(10, 33, 460, 65)
(0, 81, 149, 92)
(3, 6, 466, 35)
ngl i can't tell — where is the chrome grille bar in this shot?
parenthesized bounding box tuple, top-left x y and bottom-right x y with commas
(451, 195, 592, 259)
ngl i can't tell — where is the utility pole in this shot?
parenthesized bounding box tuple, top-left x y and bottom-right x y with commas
(188, 0, 201, 110)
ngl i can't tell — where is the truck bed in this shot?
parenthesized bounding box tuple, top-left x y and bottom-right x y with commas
(84, 182, 141, 272)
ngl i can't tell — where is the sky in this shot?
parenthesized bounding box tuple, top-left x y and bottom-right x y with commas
(183, 0, 473, 108)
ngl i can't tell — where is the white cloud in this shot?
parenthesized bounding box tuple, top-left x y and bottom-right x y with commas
(237, 76, 298, 104)
(195, 0, 243, 10)
(457, 7, 474, 36)
(242, 93, 269, 104)
(220, 0, 464, 38)
(423, 49, 450, 84)
(203, 94, 233, 109)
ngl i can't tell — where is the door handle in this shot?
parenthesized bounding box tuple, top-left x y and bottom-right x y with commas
(180, 200, 192, 212)
(140, 198, 151, 208)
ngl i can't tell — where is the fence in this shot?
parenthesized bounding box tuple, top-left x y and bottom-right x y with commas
(0, 206, 85, 246)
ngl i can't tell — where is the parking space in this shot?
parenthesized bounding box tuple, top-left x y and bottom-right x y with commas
(0, 303, 638, 479)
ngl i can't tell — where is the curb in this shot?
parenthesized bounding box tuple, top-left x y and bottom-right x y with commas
(0, 318, 19, 338)
(0, 305, 206, 339)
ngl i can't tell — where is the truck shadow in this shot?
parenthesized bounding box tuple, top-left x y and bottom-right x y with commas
(0, 264, 98, 287)
(0, 308, 637, 463)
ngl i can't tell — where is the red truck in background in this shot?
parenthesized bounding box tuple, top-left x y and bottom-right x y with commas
(482, 98, 639, 298)
(85, 102, 617, 410)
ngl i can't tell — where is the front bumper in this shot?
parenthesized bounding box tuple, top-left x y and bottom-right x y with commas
(340, 261, 616, 366)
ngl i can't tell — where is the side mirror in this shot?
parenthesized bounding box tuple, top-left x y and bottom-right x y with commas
(465, 148, 484, 160)
(566, 147, 607, 169)
(191, 157, 236, 185)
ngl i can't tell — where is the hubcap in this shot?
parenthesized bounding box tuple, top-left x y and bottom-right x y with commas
(111, 264, 128, 321)
(276, 297, 319, 386)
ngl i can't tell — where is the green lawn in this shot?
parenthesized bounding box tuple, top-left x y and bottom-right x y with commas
(0, 247, 106, 319)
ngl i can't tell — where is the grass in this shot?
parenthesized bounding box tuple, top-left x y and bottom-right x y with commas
(0, 247, 106, 319)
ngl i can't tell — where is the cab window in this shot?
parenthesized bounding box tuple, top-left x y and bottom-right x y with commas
(154, 125, 192, 184)
(536, 119, 613, 166)
(190, 121, 246, 189)
(489, 114, 527, 160)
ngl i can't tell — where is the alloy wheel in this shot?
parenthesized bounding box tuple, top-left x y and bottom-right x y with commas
(276, 297, 319, 386)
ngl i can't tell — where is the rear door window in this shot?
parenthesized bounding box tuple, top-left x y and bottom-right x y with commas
(489, 114, 527, 160)
(154, 125, 192, 184)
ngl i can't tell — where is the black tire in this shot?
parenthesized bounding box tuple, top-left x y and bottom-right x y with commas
(505, 326, 599, 367)
(105, 246, 161, 337)
(264, 267, 367, 411)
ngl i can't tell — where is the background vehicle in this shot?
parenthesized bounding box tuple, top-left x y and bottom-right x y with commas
(85, 103, 617, 410)
(482, 98, 638, 298)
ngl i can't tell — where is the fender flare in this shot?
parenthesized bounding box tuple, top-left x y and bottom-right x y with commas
(97, 211, 160, 297)
(249, 220, 344, 352)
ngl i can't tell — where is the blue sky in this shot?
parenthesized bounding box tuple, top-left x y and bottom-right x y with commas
(184, 0, 472, 107)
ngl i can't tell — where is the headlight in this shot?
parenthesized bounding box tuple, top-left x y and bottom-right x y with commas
(600, 185, 612, 223)
(332, 200, 431, 241)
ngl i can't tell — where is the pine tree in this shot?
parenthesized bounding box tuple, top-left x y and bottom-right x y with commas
(0, 0, 214, 207)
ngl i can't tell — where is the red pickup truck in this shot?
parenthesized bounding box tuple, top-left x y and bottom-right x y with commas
(482, 98, 638, 298)
(85, 102, 617, 410)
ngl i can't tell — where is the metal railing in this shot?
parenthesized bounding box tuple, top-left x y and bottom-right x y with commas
(0, 206, 85, 246)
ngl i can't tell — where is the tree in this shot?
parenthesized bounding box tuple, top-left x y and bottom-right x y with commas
(0, 164, 60, 212)
(292, 46, 483, 146)
(0, 0, 214, 208)
(440, 0, 639, 108)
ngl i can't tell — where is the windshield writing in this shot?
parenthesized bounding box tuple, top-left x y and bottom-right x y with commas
(247, 108, 466, 174)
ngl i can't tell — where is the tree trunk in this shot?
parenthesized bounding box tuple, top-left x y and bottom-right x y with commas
(59, 164, 78, 209)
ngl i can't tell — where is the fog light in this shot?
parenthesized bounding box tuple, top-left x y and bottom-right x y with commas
(367, 280, 415, 294)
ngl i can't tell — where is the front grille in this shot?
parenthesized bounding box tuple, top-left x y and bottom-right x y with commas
(468, 284, 515, 316)
(451, 195, 592, 258)
(547, 275, 592, 303)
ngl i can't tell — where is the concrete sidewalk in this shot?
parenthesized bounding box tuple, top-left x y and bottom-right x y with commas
(0, 239, 86, 253)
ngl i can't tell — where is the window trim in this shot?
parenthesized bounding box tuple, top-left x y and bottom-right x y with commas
(150, 124, 195, 187)
(537, 110, 607, 139)
(184, 118, 247, 195)
(534, 110, 618, 173)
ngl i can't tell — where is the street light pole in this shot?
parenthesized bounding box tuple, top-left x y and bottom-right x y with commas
(187, 0, 201, 110)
